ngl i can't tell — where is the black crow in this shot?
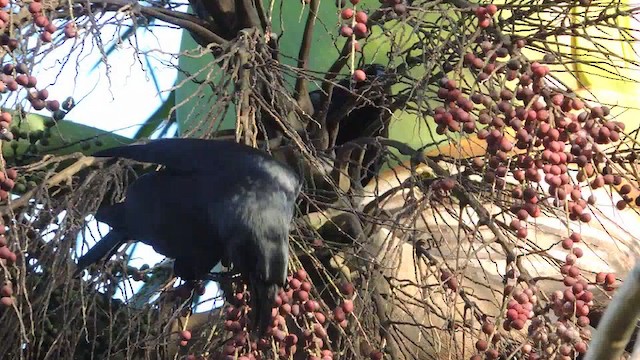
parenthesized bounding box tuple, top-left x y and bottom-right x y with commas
(77, 138, 302, 335)
(309, 64, 391, 186)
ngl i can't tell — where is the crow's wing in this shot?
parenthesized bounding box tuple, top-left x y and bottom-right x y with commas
(95, 202, 126, 228)
(76, 230, 128, 273)
(92, 138, 281, 175)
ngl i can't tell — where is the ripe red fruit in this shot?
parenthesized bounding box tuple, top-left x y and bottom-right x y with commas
(353, 69, 366, 82)
(0, 284, 12, 297)
(340, 8, 353, 19)
(64, 23, 77, 38)
(295, 290, 309, 302)
(595, 272, 606, 283)
(295, 268, 308, 281)
(340, 281, 354, 295)
(0, 296, 12, 307)
(570, 232, 581, 242)
(486, 4, 498, 15)
(289, 278, 302, 290)
(34, 15, 49, 28)
(561, 238, 573, 250)
(475, 339, 488, 351)
(26, 76, 37, 88)
(46, 100, 60, 112)
(28, 2, 42, 13)
(605, 273, 616, 285)
(478, 17, 491, 28)
(353, 22, 367, 38)
(333, 307, 346, 322)
(180, 330, 192, 341)
(339, 25, 353, 37)
(342, 299, 354, 313)
(355, 11, 367, 23)
(314, 311, 326, 324)
(6, 168, 18, 181)
(5, 79, 17, 92)
(0, 246, 13, 260)
(15, 75, 28, 86)
(40, 31, 53, 43)
(179, 340, 188, 347)
(349, 0, 359, 4)
(280, 303, 291, 315)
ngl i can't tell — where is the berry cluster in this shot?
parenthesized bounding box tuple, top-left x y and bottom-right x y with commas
(339, 7, 368, 39)
(197, 269, 380, 360)
(26, 0, 77, 42)
(474, 4, 498, 29)
(380, 0, 407, 17)
(0, 63, 69, 125)
(428, 7, 636, 358)
(0, 215, 15, 308)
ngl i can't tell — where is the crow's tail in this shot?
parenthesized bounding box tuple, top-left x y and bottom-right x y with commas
(75, 230, 127, 276)
(250, 279, 279, 337)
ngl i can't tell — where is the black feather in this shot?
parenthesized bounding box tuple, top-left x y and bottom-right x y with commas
(80, 139, 301, 335)
(76, 230, 128, 273)
(310, 64, 391, 186)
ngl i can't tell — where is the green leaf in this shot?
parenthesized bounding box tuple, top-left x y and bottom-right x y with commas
(3, 112, 133, 160)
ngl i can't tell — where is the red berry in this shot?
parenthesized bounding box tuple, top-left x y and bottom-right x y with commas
(0, 284, 12, 297)
(340, 8, 353, 19)
(6, 168, 17, 181)
(295, 269, 307, 281)
(353, 69, 366, 82)
(342, 299, 354, 313)
(475, 339, 488, 351)
(605, 273, 616, 285)
(64, 24, 77, 38)
(45, 23, 56, 33)
(478, 17, 491, 28)
(28, 2, 42, 13)
(40, 31, 52, 43)
(486, 4, 498, 15)
(340, 281, 354, 295)
(289, 278, 302, 290)
(353, 22, 367, 38)
(355, 11, 367, 23)
(34, 15, 49, 28)
(339, 25, 353, 37)
(180, 330, 192, 341)
(15, 75, 28, 86)
(0, 296, 12, 307)
(570, 232, 581, 242)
